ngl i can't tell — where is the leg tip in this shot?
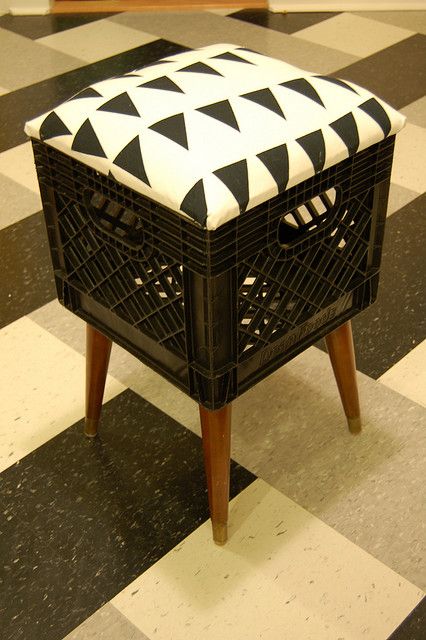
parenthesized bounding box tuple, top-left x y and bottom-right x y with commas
(84, 418, 98, 438)
(347, 416, 362, 435)
(212, 522, 228, 545)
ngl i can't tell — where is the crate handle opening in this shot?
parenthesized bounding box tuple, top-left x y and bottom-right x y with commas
(84, 189, 145, 251)
(277, 187, 340, 251)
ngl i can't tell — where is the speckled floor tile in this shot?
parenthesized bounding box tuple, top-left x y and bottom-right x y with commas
(0, 27, 85, 91)
(0, 505, 108, 640)
(0, 13, 117, 39)
(391, 123, 426, 195)
(0, 389, 255, 639)
(335, 34, 426, 110)
(294, 12, 413, 58)
(112, 480, 424, 640)
(0, 141, 40, 194)
(63, 604, 150, 640)
(0, 212, 56, 328)
(0, 173, 41, 230)
(37, 20, 156, 64)
(379, 339, 426, 408)
(354, 10, 426, 36)
(230, 9, 340, 34)
(346, 194, 426, 379)
(110, 11, 359, 73)
(0, 39, 188, 153)
(386, 183, 419, 217)
(401, 96, 426, 129)
(0, 316, 124, 472)
(388, 596, 426, 640)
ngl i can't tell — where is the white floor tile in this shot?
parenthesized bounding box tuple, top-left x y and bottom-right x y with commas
(207, 8, 237, 15)
(294, 13, 413, 58)
(0, 173, 42, 230)
(379, 339, 426, 407)
(391, 122, 426, 195)
(37, 19, 157, 64)
(354, 10, 426, 36)
(112, 480, 424, 640)
(0, 142, 40, 195)
(0, 85, 9, 96)
(0, 316, 125, 473)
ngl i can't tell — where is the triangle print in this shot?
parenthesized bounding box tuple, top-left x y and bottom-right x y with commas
(113, 136, 150, 185)
(71, 119, 106, 158)
(314, 75, 358, 94)
(68, 87, 102, 101)
(177, 62, 223, 77)
(97, 92, 140, 117)
(241, 89, 285, 119)
(296, 130, 326, 173)
(257, 144, 289, 192)
(197, 100, 240, 131)
(149, 113, 189, 149)
(358, 98, 391, 137)
(329, 112, 359, 156)
(180, 179, 208, 225)
(211, 51, 254, 65)
(280, 78, 325, 107)
(214, 159, 249, 213)
(39, 111, 72, 141)
(138, 76, 184, 93)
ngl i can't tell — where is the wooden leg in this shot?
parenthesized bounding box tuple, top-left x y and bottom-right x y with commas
(199, 404, 232, 545)
(85, 324, 112, 438)
(325, 320, 361, 434)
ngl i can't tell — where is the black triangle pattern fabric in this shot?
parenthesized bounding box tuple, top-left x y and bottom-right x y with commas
(39, 112, 72, 141)
(25, 43, 405, 230)
(330, 113, 359, 156)
(177, 62, 223, 77)
(296, 130, 326, 173)
(138, 76, 184, 93)
(113, 136, 150, 185)
(71, 119, 106, 158)
(358, 98, 392, 137)
(69, 87, 102, 101)
(211, 51, 254, 65)
(241, 89, 285, 119)
(314, 75, 358, 94)
(257, 144, 289, 192)
(97, 92, 140, 117)
(149, 113, 189, 149)
(280, 78, 325, 107)
(197, 100, 240, 131)
(180, 179, 208, 225)
(214, 160, 250, 213)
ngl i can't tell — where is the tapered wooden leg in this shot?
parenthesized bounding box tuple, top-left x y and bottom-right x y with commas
(85, 324, 112, 438)
(199, 404, 231, 545)
(325, 320, 361, 434)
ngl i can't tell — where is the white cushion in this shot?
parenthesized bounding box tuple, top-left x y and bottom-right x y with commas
(25, 43, 405, 230)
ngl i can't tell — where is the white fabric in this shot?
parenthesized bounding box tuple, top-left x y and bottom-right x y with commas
(25, 43, 405, 230)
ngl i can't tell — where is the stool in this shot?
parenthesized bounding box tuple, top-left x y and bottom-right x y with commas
(25, 44, 405, 545)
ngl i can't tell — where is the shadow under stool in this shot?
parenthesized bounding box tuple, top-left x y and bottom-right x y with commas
(25, 43, 405, 545)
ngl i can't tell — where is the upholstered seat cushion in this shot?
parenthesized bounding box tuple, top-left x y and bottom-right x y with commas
(25, 43, 405, 230)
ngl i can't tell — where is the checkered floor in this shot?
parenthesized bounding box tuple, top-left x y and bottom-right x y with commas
(0, 8, 425, 640)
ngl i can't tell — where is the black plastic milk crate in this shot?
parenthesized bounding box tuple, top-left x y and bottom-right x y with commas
(32, 137, 394, 409)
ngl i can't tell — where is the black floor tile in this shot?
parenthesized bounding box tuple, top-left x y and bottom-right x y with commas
(230, 9, 339, 34)
(334, 34, 426, 110)
(0, 13, 117, 40)
(387, 596, 426, 640)
(0, 389, 255, 640)
(0, 211, 56, 329)
(0, 39, 189, 153)
(317, 193, 426, 378)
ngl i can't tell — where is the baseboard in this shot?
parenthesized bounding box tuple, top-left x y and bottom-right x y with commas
(8, 0, 52, 14)
(269, 0, 426, 10)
